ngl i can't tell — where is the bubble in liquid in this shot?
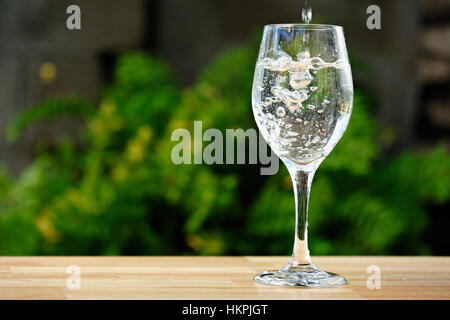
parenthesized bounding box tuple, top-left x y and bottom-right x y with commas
(290, 70, 313, 89)
(270, 85, 281, 95)
(276, 106, 286, 117)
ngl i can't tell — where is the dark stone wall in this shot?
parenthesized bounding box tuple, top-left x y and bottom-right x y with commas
(0, 0, 146, 174)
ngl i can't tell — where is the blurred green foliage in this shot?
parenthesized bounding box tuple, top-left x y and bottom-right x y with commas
(0, 48, 449, 256)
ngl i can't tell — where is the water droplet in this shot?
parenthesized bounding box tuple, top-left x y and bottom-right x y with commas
(276, 107, 286, 117)
(317, 108, 324, 114)
(310, 86, 318, 92)
(307, 104, 316, 110)
(301, 7, 312, 24)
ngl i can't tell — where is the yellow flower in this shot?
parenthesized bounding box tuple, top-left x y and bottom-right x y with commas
(99, 100, 116, 117)
(186, 234, 204, 251)
(137, 126, 153, 143)
(88, 119, 105, 136)
(112, 164, 129, 182)
(67, 189, 88, 211)
(202, 237, 224, 255)
(126, 139, 145, 163)
(35, 209, 60, 243)
(39, 62, 57, 84)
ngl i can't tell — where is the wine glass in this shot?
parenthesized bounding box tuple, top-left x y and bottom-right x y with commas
(252, 24, 353, 287)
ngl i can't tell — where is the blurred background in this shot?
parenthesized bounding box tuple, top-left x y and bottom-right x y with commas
(0, 0, 449, 256)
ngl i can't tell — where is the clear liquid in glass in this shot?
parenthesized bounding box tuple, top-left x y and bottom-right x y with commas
(252, 50, 353, 164)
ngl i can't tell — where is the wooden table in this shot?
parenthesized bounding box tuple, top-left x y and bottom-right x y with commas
(0, 256, 449, 300)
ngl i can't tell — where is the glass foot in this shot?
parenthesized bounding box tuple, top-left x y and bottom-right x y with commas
(254, 262, 347, 287)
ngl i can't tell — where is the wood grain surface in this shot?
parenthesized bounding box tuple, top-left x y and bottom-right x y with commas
(0, 256, 449, 300)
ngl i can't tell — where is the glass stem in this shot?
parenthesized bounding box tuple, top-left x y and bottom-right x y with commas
(289, 167, 316, 265)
